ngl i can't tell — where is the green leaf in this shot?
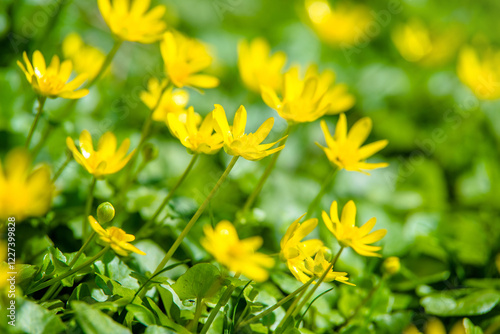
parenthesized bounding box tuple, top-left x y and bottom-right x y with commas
(126, 304, 156, 326)
(158, 286, 181, 322)
(463, 318, 484, 334)
(16, 297, 66, 334)
(421, 289, 500, 316)
(172, 263, 223, 301)
(144, 297, 191, 334)
(72, 301, 131, 334)
(144, 325, 177, 334)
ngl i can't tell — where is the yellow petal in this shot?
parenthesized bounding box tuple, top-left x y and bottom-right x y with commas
(347, 117, 372, 148)
(32, 50, 46, 76)
(341, 200, 356, 227)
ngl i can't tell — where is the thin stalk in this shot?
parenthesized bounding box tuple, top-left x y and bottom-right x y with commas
(293, 247, 344, 316)
(188, 297, 204, 332)
(82, 177, 97, 241)
(238, 125, 291, 222)
(28, 246, 109, 294)
(138, 156, 240, 299)
(32, 122, 54, 158)
(200, 273, 241, 334)
(237, 276, 315, 329)
(121, 83, 170, 191)
(136, 154, 199, 238)
(275, 283, 309, 330)
(304, 168, 338, 220)
(86, 39, 123, 88)
(51, 153, 72, 183)
(26, 96, 46, 149)
(296, 287, 334, 327)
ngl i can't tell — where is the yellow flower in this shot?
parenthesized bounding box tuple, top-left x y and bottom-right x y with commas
(318, 114, 388, 173)
(140, 77, 191, 122)
(382, 256, 400, 275)
(280, 215, 323, 282)
(17, 50, 89, 99)
(305, 0, 373, 47)
(66, 130, 135, 178)
(457, 45, 500, 100)
(262, 65, 353, 123)
(307, 65, 355, 115)
(392, 20, 462, 67)
(201, 220, 275, 282)
(89, 215, 145, 256)
(62, 33, 106, 80)
(98, 0, 167, 43)
(404, 318, 466, 334)
(161, 31, 219, 89)
(238, 38, 287, 93)
(323, 200, 386, 257)
(213, 104, 286, 161)
(303, 248, 354, 285)
(167, 107, 223, 154)
(0, 149, 52, 221)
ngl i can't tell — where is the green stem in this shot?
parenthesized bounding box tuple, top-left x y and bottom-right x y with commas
(237, 276, 315, 329)
(188, 297, 205, 333)
(200, 273, 241, 334)
(138, 156, 240, 299)
(136, 154, 199, 239)
(31, 121, 54, 158)
(86, 39, 123, 88)
(43, 232, 97, 300)
(28, 246, 109, 294)
(238, 125, 291, 222)
(51, 152, 72, 183)
(275, 282, 309, 330)
(82, 177, 97, 241)
(121, 83, 170, 192)
(304, 168, 338, 220)
(292, 247, 344, 317)
(26, 96, 46, 149)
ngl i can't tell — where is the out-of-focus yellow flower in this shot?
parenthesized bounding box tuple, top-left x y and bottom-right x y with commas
(98, 0, 167, 43)
(303, 248, 354, 285)
(392, 19, 462, 67)
(213, 104, 286, 161)
(161, 31, 219, 89)
(382, 256, 400, 275)
(89, 215, 145, 256)
(238, 38, 287, 93)
(140, 77, 191, 122)
(66, 130, 135, 178)
(318, 114, 388, 173)
(305, 0, 373, 47)
(0, 149, 52, 221)
(457, 45, 500, 100)
(62, 33, 106, 80)
(307, 65, 355, 115)
(323, 200, 386, 257)
(201, 220, 275, 282)
(17, 50, 89, 99)
(404, 318, 465, 334)
(262, 65, 353, 123)
(167, 107, 223, 155)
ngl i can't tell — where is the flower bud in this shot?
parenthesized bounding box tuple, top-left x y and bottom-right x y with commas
(142, 143, 158, 162)
(382, 256, 400, 276)
(97, 202, 115, 224)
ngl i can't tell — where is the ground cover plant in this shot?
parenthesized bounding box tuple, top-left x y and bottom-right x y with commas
(1, 0, 500, 333)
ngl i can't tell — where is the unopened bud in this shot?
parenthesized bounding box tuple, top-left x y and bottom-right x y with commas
(97, 202, 115, 224)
